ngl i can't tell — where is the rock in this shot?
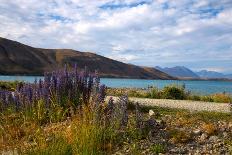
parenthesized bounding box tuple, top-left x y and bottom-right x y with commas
(199, 133, 208, 143)
(223, 132, 228, 138)
(193, 129, 201, 135)
(228, 122, 232, 129)
(149, 109, 155, 117)
(209, 136, 218, 143)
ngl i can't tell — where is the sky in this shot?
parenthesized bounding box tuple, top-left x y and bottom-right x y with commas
(0, 0, 232, 73)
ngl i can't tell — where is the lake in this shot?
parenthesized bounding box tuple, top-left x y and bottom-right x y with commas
(0, 75, 232, 95)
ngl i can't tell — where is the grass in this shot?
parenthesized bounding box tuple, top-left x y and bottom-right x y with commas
(150, 143, 166, 154)
(0, 80, 232, 154)
(107, 86, 232, 103)
(0, 81, 23, 91)
(0, 104, 117, 154)
(1, 101, 232, 154)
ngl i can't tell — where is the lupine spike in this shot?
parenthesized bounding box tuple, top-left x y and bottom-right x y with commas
(0, 65, 105, 114)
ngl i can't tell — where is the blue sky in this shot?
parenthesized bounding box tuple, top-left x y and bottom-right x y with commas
(0, 0, 232, 73)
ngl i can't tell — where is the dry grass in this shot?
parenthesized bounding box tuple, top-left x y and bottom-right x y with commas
(201, 123, 217, 136)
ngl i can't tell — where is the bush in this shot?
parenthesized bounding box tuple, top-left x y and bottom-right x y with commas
(169, 129, 192, 143)
(200, 96, 214, 102)
(188, 95, 201, 101)
(147, 87, 161, 99)
(201, 123, 217, 136)
(161, 85, 185, 100)
(0, 81, 22, 91)
(211, 94, 231, 103)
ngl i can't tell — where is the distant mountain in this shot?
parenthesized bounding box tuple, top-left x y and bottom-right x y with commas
(155, 66, 199, 78)
(196, 70, 232, 79)
(225, 74, 232, 79)
(0, 37, 174, 79)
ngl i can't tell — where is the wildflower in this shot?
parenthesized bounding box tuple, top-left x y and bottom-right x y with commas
(119, 95, 129, 128)
(135, 102, 143, 129)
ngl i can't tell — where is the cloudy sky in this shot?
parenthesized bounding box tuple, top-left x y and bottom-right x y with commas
(0, 0, 232, 73)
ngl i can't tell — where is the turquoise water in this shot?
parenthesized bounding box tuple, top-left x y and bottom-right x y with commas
(0, 75, 232, 95)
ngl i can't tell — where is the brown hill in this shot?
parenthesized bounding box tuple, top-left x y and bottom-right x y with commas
(0, 37, 174, 79)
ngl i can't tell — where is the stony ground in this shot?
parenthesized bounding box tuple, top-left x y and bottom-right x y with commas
(108, 96, 231, 113)
(112, 111, 232, 155)
(107, 96, 232, 154)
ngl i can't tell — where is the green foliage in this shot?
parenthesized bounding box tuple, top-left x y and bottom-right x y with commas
(150, 143, 166, 154)
(147, 87, 161, 99)
(130, 143, 141, 155)
(0, 81, 22, 91)
(168, 129, 192, 143)
(107, 86, 232, 103)
(70, 106, 117, 155)
(161, 85, 185, 100)
(27, 137, 72, 155)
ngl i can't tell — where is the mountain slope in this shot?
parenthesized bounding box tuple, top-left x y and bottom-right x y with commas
(155, 66, 199, 78)
(0, 37, 174, 79)
(196, 70, 232, 79)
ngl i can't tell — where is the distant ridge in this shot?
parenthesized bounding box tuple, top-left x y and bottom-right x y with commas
(155, 66, 199, 78)
(0, 37, 174, 79)
(196, 70, 232, 79)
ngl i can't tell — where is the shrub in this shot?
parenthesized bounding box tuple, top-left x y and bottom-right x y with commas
(147, 87, 161, 99)
(161, 85, 185, 100)
(0, 81, 22, 91)
(169, 129, 192, 143)
(150, 143, 166, 154)
(211, 94, 231, 103)
(188, 95, 201, 101)
(200, 96, 214, 102)
(201, 123, 217, 136)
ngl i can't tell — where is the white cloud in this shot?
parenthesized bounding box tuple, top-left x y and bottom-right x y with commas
(0, 0, 232, 73)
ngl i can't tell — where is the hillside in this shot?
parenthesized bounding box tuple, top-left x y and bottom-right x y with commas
(155, 66, 199, 78)
(0, 37, 174, 79)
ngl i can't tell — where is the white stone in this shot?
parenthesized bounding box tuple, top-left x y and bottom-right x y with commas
(149, 109, 155, 116)
(193, 129, 201, 135)
(209, 136, 218, 143)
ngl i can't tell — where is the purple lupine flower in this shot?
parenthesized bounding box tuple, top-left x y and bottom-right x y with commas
(98, 84, 106, 103)
(0, 65, 106, 113)
(119, 95, 129, 128)
(105, 97, 114, 116)
(135, 102, 143, 129)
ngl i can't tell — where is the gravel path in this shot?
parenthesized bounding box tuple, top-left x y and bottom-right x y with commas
(107, 96, 231, 113)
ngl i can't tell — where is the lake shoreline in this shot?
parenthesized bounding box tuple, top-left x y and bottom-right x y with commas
(1, 76, 232, 94)
(0, 74, 232, 81)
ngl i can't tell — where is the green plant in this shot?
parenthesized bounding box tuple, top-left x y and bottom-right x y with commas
(27, 137, 72, 155)
(148, 87, 161, 99)
(169, 129, 192, 143)
(162, 85, 185, 100)
(150, 143, 166, 154)
(201, 123, 217, 136)
(131, 143, 141, 155)
(200, 96, 214, 102)
(0, 81, 23, 91)
(211, 94, 231, 103)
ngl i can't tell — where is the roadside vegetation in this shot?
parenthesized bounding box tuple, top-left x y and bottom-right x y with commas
(0, 81, 23, 91)
(0, 67, 232, 154)
(107, 85, 232, 103)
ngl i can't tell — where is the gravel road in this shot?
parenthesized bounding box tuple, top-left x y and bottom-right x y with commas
(107, 96, 231, 113)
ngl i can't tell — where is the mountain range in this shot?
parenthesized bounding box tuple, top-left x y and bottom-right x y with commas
(0, 37, 174, 79)
(195, 70, 232, 79)
(155, 66, 232, 79)
(155, 66, 199, 78)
